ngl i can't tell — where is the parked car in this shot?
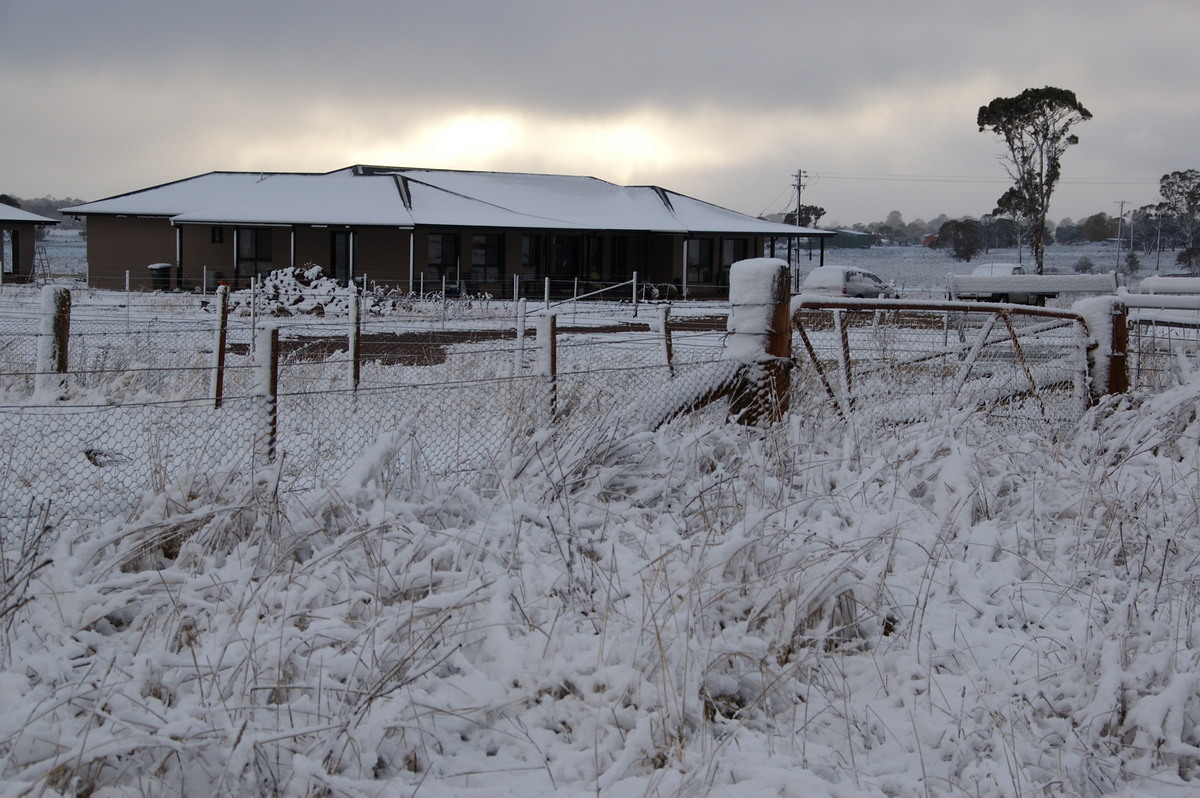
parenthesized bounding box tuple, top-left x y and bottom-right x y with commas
(801, 266, 898, 298)
(950, 263, 1050, 305)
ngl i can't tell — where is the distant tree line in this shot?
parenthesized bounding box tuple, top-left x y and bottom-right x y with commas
(0, 193, 87, 232)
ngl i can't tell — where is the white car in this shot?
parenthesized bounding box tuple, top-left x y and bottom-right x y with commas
(801, 266, 898, 299)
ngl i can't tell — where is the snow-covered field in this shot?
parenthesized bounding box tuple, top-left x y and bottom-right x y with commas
(3, 244, 1200, 796)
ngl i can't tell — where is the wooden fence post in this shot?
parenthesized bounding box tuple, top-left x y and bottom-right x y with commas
(1105, 300, 1129, 395)
(211, 284, 229, 408)
(35, 286, 70, 399)
(255, 324, 279, 465)
(726, 259, 792, 426)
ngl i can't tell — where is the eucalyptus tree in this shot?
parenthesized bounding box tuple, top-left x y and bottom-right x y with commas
(1158, 169, 1200, 272)
(977, 86, 1092, 273)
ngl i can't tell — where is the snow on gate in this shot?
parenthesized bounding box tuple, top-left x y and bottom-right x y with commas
(791, 297, 1096, 434)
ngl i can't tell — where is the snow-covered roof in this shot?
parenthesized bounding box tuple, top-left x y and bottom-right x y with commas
(63, 169, 414, 228)
(0, 204, 58, 225)
(63, 166, 831, 237)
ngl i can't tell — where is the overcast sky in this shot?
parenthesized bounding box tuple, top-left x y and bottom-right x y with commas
(2, 0, 1196, 227)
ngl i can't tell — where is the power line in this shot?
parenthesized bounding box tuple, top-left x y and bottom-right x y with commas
(814, 171, 1157, 186)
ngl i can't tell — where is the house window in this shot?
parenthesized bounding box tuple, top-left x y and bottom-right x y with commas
(211, 226, 224, 244)
(687, 238, 714, 283)
(551, 235, 582, 278)
(720, 238, 747, 286)
(331, 231, 351, 283)
(472, 234, 503, 283)
(521, 235, 542, 279)
(237, 228, 274, 283)
(611, 235, 629, 281)
(427, 233, 459, 279)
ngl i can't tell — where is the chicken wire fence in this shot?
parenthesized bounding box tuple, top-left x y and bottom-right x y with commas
(791, 301, 1093, 434)
(4, 286, 1165, 525)
(0, 289, 741, 523)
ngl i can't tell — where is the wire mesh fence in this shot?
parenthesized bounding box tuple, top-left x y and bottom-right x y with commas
(0, 287, 733, 524)
(5, 285, 1173, 527)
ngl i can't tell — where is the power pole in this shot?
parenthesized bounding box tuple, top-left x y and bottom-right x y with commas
(793, 168, 809, 226)
(1115, 200, 1127, 270)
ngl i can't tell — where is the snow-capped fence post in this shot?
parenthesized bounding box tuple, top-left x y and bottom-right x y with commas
(349, 290, 361, 393)
(35, 286, 71, 399)
(536, 312, 558, 419)
(254, 324, 279, 465)
(1079, 296, 1130, 399)
(726, 258, 792, 426)
(211, 284, 229, 409)
(659, 304, 674, 375)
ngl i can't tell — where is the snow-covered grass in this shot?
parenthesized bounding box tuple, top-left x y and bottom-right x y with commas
(5, 364, 1200, 795)
(4, 250, 1200, 795)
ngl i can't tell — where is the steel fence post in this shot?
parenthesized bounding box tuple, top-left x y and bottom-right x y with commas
(349, 291, 361, 393)
(255, 324, 279, 465)
(536, 313, 557, 420)
(515, 297, 527, 376)
(659, 303, 674, 375)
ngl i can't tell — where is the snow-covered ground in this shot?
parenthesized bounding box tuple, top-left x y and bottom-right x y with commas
(3, 245, 1200, 796)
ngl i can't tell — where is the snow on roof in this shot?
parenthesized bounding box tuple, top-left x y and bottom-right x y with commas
(63, 165, 832, 236)
(658, 188, 831, 237)
(170, 171, 414, 227)
(0, 204, 58, 225)
(395, 169, 682, 232)
(64, 170, 413, 227)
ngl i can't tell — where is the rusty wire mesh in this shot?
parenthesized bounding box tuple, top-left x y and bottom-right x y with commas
(1128, 314, 1200, 392)
(792, 302, 1092, 434)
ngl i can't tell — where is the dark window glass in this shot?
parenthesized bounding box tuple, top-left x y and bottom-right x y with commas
(428, 233, 459, 277)
(687, 238, 714, 283)
(473, 234, 503, 282)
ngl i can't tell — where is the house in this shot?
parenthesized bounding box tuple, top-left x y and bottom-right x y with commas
(62, 165, 832, 297)
(1, 204, 58, 281)
(828, 229, 874, 249)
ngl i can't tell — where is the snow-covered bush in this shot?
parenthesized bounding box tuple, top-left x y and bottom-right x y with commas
(227, 264, 498, 318)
